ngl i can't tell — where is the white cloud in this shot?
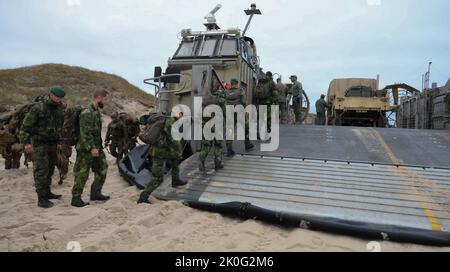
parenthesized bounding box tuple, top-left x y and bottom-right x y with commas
(66, 0, 81, 7)
(367, 0, 381, 6)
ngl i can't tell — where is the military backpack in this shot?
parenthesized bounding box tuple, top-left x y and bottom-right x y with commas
(254, 79, 272, 100)
(60, 106, 84, 146)
(138, 113, 166, 145)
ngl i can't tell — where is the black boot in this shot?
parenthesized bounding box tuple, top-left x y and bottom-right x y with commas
(90, 193, 110, 202)
(47, 191, 62, 200)
(227, 146, 236, 157)
(90, 186, 110, 202)
(199, 160, 206, 173)
(58, 174, 66, 185)
(172, 177, 188, 188)
(215, 160, 224, 170)
(5, 160, 12, 170)
(90, 191, 110, 202)
(38, 197, 54, 209)
(71, 196, 90, 208)
(137, 193, 150, 204)
(245, 140, 254, 152)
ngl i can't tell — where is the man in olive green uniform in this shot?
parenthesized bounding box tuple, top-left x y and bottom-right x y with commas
(315, 94, 329, 126)
(289, 75, 304, 125)
(199, 85, 226, 173)
(71, 90, 110, 208)
(1, 122, 23, 170)
(104, 112, 127, 160)
(255, 72, 278, 134)
(276, 78, 289, 125)
(20, 87, 65, 208)
(126, 118, 140, 152)
(137, 112, 187, 204)
(225, 78, 254, 157)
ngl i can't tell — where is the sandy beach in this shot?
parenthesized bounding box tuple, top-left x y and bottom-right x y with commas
(1, 148, 449, 252)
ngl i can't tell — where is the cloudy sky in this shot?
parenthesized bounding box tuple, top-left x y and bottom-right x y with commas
(0, 0, 449, 105)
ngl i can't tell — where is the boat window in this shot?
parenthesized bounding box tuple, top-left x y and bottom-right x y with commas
(198, 37, 218, 57)
(175, 41, 196, 58)
(219, 39, 238, 56)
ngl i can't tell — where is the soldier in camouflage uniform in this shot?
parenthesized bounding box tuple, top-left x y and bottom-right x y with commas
(104, 112, 127, 160)
(71, 89, 110, 208)
(276, 78, 289, 125)
(56, 104, 75, 185)
(20, 87, 65, 208)
(199, 85, 226, 173)
(315, 94, 330, 126)
(56, 144, 72, 185)
(1, 121, 23, 170)
(255, 72, 279, 134)
(137, 112, 187, 204)
(288, 75, 304, 125)
(225, 78, 254, 157)
(125, 117, 140, 152)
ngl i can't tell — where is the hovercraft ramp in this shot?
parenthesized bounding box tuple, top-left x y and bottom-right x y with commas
(152, 126, 450, 246)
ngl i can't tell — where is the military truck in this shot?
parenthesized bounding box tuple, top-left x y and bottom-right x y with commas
(326, 78, 390, 127)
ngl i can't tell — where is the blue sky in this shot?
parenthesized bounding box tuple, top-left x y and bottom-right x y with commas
(0, 0, 449, 105)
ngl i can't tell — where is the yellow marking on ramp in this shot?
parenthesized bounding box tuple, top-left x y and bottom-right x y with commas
(370, 128, 442, 232)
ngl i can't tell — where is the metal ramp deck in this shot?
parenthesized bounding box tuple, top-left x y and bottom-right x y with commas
(152, 126, 450, 245)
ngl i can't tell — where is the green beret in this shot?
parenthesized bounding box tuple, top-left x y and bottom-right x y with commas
(50, 86, 66, 98)
(231, 78, 239, 84)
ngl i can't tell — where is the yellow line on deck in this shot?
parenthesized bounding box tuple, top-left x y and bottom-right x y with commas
(370, 128, 442, 232)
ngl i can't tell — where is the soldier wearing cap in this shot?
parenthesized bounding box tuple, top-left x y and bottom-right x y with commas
(288, 75, 304, 125)
(20, 86, 66, 208)
(224, 78, 254, 156)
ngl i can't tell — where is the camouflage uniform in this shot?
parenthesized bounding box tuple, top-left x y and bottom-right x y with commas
(139, 117, 182, 200)
(72, 104, 108, 199)
(255, 78, 278, 133)
(2, 143, 23, 169)
(289, 80, 304, 125)
(277, 82, 289, 124)
(1, 123, 22, 170)
(19, 96, 64, 199)
(199, 88, 226, 170)
(125, 119, 140, 152)
(315, 98, 329, 126)
(105, 118, 127, 159)
(224, 88, 250, 155)
(56, 144, 72, 184)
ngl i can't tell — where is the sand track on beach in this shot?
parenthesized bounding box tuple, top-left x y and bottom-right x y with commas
(1, 153, 450, 252)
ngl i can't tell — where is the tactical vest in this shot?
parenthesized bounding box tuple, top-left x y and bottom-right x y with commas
(27, 101, 64, 144)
